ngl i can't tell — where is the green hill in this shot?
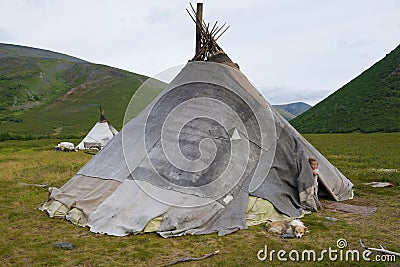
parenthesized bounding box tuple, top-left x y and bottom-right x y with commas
(291, 44, 400, 133)
(0, 43, 162, 138)
(0, 43, 87, 62)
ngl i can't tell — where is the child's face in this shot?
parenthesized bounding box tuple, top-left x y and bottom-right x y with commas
(310, 162, 318, 170)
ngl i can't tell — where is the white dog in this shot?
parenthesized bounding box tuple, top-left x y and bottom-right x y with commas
(266, 219, 307, 238)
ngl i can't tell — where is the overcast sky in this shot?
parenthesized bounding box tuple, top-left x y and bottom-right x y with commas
(1, 0, 399, 105)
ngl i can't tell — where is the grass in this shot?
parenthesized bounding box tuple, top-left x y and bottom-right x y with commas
(0, 133, 399, 266)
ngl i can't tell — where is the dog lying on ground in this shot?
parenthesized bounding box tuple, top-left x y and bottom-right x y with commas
(266, 219, 308, 238)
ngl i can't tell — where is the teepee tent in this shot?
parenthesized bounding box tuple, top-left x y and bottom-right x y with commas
(77, 107, 118, 150)
(40, 4, 353, 237)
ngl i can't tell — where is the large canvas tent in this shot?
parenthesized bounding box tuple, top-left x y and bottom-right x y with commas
(40, 4, 353, 237)
(77, 108, 118, 150)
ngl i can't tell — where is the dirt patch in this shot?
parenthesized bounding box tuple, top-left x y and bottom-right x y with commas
(322, 200, 377, 216)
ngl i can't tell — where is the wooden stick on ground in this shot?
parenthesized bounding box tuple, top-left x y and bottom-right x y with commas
(18, 182, 48, 188)
(161, 250, 220, 267)
(360, 240, 400, 257)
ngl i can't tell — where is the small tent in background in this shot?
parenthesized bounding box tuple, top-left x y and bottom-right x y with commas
(41, 4, 353, 237)
(77, 107, 118, 150)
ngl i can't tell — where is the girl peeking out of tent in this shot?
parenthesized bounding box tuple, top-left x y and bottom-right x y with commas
(308, 157, 321, 210)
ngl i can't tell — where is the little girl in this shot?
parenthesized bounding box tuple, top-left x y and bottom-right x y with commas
(308, 157, 321, 209)
(309, 157, 319, 190)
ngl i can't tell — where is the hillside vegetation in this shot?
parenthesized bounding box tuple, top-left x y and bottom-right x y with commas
(291, 45, 400, 133)
(0, 43, 86, 62)
(0, 43, 150, 137)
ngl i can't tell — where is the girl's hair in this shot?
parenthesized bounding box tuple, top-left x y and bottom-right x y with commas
(308, 157, 318, 165)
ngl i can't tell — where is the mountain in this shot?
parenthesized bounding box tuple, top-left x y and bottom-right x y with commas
(272, 107, 296, 121)
(291, 45, 400, 133)
(0, 43, 163, 137)
(0, 43, 87, 63)
(272, 102, 311, 120)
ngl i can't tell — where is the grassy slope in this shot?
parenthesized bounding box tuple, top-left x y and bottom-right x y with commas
(291, 45, 400, 133)
(0, 45, 151, 136)
(0, 57, 70, 115)
(0, 43, 86, 62)
(0, 43, 88, 119)
(0, 133, 399, 266)
(0, 44, 159, 140)
(2, 67, 146, 135)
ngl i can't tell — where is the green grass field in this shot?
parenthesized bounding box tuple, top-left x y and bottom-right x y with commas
(0, 134, 399, 266)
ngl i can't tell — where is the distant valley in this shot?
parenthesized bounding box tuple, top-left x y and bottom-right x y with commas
(272, 102, 311, 121)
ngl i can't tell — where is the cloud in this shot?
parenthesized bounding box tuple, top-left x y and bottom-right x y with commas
(259, 86, 333, 106)
(0, 27, 17, 41)
(22, 0, 52, 8)
(336, 39, 373, 49)
(145, 7, 176, 25)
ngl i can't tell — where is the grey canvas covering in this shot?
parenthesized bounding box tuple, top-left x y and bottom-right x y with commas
(42, 61, 353, 237)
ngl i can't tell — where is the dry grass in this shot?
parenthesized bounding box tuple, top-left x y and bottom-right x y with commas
(0, 134, 399, 266)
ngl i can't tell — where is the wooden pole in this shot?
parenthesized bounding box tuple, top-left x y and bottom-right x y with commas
(195, 3, 203, 58)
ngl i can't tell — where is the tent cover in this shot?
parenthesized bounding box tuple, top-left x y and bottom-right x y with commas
(41, 60, 353, 237)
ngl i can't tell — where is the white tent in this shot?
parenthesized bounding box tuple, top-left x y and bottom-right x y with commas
(77, 109, 118, 150)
